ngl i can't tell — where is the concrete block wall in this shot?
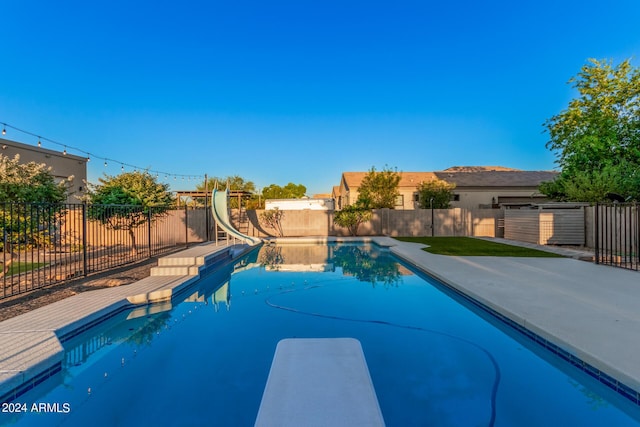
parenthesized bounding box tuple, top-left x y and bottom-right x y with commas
(242, 208, 504, 238)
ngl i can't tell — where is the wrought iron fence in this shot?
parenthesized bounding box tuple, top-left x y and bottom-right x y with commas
(1, 203, 211, 300)
(594, 203, 639, 271)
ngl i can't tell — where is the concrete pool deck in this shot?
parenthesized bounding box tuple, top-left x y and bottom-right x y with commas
(1, 236, 639, 406)
(0, 241, 251, 401)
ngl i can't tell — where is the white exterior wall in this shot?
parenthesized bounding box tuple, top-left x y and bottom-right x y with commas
(266, 198, 335, 211)
(1, 137, 88, 203)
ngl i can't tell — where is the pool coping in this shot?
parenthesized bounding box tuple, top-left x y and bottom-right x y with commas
(0, 241, 256, 403)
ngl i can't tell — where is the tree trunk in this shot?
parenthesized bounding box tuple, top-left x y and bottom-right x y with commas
(0, 241, 16, 277)
(129, 228, 138, 256)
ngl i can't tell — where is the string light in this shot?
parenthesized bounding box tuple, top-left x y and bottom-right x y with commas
(0, 121, 204, 182)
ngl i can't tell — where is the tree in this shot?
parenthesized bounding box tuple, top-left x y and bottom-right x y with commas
(0, 154, 68, 204)
(416, 179, 456, 209)
(333, 205, 372, 236)
(197, 175, 256, 208)
(262, 183, 307, 199)
(85, 171, 174, 255)
(356, 166, 401, 209)
(542, 58, 640, 202)
(1, 154, 71, 274)
(198, 175, 256, 193)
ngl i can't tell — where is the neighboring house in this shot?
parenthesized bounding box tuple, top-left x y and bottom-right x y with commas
(335, 166, 559, 210)
(1, 137, 88, 203)
(266, 198, 335, 211)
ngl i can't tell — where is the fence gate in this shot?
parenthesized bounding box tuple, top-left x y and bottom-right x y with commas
(594, 203, 639, 271)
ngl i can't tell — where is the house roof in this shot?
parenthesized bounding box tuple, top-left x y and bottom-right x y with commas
(443, 165, 521, 172)
(342, 172, 438, 189)
(433, 170, 559, 187)
(341, 168, 558, 190)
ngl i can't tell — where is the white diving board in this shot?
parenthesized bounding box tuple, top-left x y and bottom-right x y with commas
(255, 338, 385, 427)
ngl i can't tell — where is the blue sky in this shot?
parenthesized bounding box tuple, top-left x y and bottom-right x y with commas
(1, 1, 639, 195)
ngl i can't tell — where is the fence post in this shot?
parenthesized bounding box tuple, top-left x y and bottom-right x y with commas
(430, 198, 435, 237)
(147, 209, 152, 257)
(594, 203, 599, 264)
(82, 204, 88, 276)
(636, 203, 639, 268)
(185, 204, 189, 248)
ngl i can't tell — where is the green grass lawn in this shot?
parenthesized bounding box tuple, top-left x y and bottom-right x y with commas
(395, 237, 564, 257)
(5, 262, 47, 276)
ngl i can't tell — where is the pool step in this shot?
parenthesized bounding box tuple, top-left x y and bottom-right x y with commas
(255, 338, 385, 427)
(151, 244, 232, 276)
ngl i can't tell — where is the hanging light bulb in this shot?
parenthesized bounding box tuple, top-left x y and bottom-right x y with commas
(37, 137, 42, 147)
(2, 124, 6, 135)
(63, 147, 67, 155)
(121, 164, 124, 172)
(104, 160, 108, 167)
(87, 155, 91, 162)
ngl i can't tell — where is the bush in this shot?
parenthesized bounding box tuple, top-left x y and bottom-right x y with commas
(260, 208, 284, 237)
(333, 206, 372, 236)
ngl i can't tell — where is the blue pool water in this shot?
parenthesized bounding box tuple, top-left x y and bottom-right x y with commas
(3, 243, 640, 426)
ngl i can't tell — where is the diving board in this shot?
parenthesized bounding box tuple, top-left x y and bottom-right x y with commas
(211, 188, 262, 246)
(255, 338, 385, 427)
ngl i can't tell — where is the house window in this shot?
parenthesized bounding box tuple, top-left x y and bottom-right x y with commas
(395, 195, 404, 207)
(451, 194, 460, 201)
(413, 193, 419, 202)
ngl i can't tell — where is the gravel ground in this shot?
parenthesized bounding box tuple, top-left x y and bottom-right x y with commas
(0, 258, 157, 322)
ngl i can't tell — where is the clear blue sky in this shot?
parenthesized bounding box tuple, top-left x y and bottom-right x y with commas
(2, 1, 639, 195)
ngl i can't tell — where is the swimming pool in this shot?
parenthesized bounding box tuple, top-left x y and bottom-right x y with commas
(3, 242, 640, 426)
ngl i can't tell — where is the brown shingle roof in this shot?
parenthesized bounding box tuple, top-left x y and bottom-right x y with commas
(443, 165, 521, 172)
(342, 172, 437, 189)
(341, 168, 558, 189)
(433, 170, 559, 187)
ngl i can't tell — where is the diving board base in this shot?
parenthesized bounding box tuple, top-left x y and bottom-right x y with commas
(255, 338, 385, 427)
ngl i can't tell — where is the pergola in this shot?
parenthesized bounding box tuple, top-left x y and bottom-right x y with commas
(175, 190, 254, 208)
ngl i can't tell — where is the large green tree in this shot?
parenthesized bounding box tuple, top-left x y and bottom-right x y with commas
(262, 182, 307, 200)
(85, 171, 174, 255)
(356, 166, 401, 209)
(542, 58, 640, 202)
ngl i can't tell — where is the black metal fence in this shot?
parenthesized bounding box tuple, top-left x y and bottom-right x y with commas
(594, 203, 639, 271)
(1, 203, 211, 300)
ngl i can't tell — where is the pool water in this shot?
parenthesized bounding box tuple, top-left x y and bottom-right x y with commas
(4, 243, 640, 426)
